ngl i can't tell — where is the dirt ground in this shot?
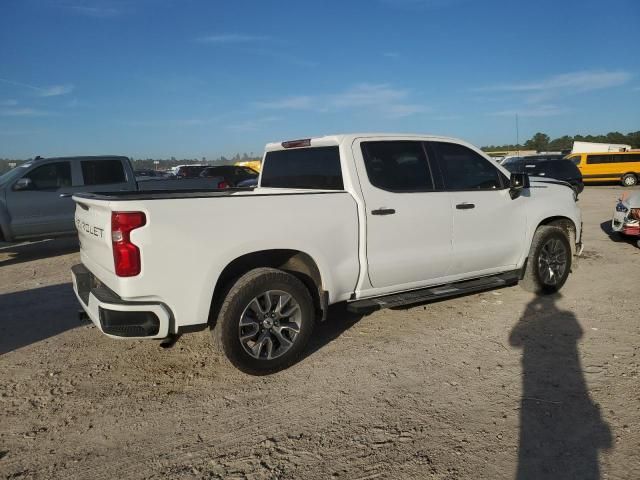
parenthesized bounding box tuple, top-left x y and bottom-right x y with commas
(1, 185, 639, 480)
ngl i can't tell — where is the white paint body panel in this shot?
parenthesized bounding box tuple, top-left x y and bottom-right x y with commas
(74, 133, 582, 335)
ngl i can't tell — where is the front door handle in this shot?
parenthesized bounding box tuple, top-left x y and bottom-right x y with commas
(59, 193, 73, 198)
(371, 208, 396, 216)
(456, 203, 475, 210)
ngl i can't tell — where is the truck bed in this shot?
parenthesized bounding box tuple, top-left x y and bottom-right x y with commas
(73, 188, 361, 332)
(73, 187, 342, 201)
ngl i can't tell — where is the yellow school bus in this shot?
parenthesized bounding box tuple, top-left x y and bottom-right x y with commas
(566, 151, 640, 187)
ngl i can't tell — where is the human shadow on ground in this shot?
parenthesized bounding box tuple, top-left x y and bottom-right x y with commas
(0, 283, 81, 355)
(509, 294, 612, 480)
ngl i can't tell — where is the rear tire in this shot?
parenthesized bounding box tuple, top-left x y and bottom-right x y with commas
(212, 267, 315, 375)
(622, 173, 637, 187)
(521, 226, 572, 294)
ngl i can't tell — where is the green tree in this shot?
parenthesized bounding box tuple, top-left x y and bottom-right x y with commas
(548, 135, 573, 151)
(524, 132, 550, 152)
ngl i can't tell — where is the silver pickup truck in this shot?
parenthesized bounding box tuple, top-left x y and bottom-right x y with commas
(0, 156, 221, 242)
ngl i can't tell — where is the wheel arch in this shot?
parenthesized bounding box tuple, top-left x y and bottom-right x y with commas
(209, 249, 327, 327)
(536, 216, 577, 255)
(0, 202, 12, 242)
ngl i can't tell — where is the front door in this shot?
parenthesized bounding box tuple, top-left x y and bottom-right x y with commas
(6, 160, 77, 238)
(428, 141, 526, 276)
(353, 139, 453, 290)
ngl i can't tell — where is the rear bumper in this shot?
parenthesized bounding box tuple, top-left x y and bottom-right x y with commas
(71, 264, 171, 339)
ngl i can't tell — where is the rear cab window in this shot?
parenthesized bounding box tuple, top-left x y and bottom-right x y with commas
(81, 159, 126, 185)
(261, 146, 343, 190)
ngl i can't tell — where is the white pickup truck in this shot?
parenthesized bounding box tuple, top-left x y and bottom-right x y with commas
(72, 134, 582, 374)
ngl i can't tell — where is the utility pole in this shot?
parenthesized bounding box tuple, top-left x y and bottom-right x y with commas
(516, 113, 520, 155)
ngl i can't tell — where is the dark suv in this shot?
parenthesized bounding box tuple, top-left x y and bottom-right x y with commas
(175, 165, 207, 178)
(503, 157, 584, 194)
(200, 165, 258, 187)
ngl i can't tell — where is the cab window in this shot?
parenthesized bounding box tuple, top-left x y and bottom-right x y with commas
(23, 162, 72, 190)
(430, 142, 504, 190)
(261, 146, 343, 190)
(361, 141, 434, 191)
(81, 159, 126, 185)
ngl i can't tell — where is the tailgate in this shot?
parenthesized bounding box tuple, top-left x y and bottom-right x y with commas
(74, 196, 115, 278)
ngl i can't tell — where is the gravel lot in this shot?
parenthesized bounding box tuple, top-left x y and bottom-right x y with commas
(1, 185, 639, 480)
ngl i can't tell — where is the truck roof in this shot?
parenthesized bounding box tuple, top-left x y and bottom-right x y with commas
(265, 133, 469, 152)
(22, 155, 129, 167)
(35, 155, 128, 161)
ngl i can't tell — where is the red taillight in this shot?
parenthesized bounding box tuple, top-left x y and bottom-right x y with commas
(111, 212, 146, 277)
(217, 180, 230, 189)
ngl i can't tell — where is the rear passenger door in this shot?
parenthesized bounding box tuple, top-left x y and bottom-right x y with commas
(79, 158, 130, 193)
(354, 140, 453, 290)
(428, 141, 526, 276)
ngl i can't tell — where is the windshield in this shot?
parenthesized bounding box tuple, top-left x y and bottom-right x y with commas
(0, 164, 31, 186)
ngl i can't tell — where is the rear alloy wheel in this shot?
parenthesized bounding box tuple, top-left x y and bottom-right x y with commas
(213, 268, 314, 375)
(521, 226, 572, 294)
(239, 290, 302, 361)
(622, 173, 638, 187)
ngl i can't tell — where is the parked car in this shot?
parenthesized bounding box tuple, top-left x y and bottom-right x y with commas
(611, 192, 640, 247)
(0, 156, 222, 242)
(502, 157, 584, 195)
(71, 134, 582, 375)
(175, 165, 207, 178)
(565, 151, 640, 187)
(200, 165, 259, 187)
(236, 177, 258, 188)
(135, 169, 172, 181)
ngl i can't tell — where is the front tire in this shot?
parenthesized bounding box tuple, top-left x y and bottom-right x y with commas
(622, 173, 637, 187)
(213, 268, 315, 375)
(521, 226, 572, 294)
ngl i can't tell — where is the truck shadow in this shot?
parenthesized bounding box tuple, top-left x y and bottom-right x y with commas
(301, 303, 364, 360)
(0, 283, 81, 355)
(301, 286, 516, 364)
(509, 294, 612, 480)
(0, 236, 79, 267)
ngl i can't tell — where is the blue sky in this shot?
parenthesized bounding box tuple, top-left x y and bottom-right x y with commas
(1, 0, 639, 158)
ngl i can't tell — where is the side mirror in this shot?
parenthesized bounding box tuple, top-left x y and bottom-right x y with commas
(13, 177, 33, 191)
(509, 172, 529, 199)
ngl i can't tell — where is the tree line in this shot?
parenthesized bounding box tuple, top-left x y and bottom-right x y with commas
(482, 131, 640, 153)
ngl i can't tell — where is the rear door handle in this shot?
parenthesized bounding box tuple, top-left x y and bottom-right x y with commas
(59, 193, 72, 198)
(371, 208, 396, 215)
(456, 203, 475, 210)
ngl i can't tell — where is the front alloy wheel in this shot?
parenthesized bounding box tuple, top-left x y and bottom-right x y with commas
(537, 237, 568, 287)
(521, 225, 572, 294)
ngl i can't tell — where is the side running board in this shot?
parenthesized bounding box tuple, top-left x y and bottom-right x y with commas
(347, 270, 520, 314)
